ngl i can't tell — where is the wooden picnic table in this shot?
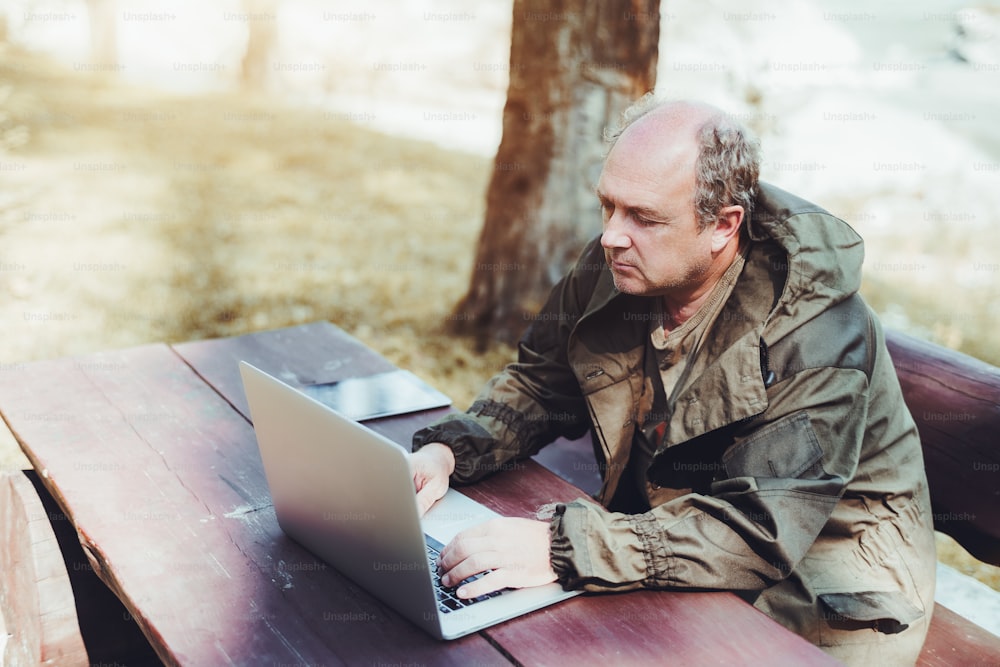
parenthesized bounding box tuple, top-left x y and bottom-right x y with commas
(0, 321, 841, 666)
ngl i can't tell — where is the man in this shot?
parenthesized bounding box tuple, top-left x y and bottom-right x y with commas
(410, 97, 936, 664)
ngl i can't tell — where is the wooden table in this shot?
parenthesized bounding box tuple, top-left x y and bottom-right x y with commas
(0, 322, 841, 666)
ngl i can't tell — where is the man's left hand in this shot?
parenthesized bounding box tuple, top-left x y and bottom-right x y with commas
(437, 517, 557, 598)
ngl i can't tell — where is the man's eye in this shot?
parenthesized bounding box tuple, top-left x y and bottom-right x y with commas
(635, 215, 657, 226)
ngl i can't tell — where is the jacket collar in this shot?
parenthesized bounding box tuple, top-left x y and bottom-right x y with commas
(569, 181, 865, 445)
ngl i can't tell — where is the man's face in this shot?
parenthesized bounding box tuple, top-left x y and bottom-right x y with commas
(596, 122, 713, 300)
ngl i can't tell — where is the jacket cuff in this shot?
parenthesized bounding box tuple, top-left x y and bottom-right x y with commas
(549, 503, 581, 587)
(549, 499, 658, 592)
(411, 413, 498, 484)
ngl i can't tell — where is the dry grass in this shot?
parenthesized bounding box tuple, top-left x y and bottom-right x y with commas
(0, 44, 515, 408)
(1, 45, 997, 593)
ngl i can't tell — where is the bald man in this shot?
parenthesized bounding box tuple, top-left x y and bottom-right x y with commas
(410, 97, 935, 664)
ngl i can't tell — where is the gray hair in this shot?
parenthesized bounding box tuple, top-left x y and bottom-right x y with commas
(606, 95, 762, 231)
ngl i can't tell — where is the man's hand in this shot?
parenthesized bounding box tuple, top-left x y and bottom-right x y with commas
(409, 442, 455, 516)
(437, 517, 557, 599)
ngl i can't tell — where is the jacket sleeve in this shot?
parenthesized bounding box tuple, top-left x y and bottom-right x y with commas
(550, 364, 867, 592)
(412, 239, 605, 484)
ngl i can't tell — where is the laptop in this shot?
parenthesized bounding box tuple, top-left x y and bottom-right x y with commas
(238, 361, 579, 639)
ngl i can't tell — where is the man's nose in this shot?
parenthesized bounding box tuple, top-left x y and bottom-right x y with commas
(601, 211, 631, 249)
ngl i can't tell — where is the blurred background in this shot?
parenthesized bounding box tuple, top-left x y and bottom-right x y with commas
(1, 0, 998, 602)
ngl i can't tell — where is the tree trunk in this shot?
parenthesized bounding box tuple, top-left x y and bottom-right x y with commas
(85, 0, 117, 69)
(239, 0, 278, 91)
(453, 0, 659, 346)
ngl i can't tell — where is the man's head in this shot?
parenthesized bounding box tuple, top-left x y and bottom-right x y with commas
(596, 97, 761, 304)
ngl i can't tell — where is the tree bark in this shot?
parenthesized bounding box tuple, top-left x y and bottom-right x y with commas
(453, 0, 659, 346)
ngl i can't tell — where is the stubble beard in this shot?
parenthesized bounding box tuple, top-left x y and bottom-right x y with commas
(609, 255, 712, 299)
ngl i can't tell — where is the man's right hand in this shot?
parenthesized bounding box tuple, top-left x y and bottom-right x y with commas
(409, 442, 455, 516)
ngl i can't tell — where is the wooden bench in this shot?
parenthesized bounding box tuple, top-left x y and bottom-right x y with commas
(0, 465, 165, 667)
(0, 469, 88, 666)
(886, 330, 1000, 665)
(535, 328, 1000, 663)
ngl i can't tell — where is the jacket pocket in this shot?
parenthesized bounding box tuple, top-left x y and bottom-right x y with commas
(819, 590, 923, 635)
(807, 499, 931, 647)
(722, 411, 823, 479)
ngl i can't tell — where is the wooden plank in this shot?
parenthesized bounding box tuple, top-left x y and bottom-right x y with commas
(492, 590, 841, 667)
(172, 320, 398, 417)
(0, 345, 501, 666)
(172, 320, 453, 446)
(24, 469, 162, 666)
(917, 603, 1000, 666)
(886, 329, 1000, 565)
(0, 470, 88, 667)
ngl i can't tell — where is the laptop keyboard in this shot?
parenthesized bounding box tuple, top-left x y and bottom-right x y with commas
(425, 535, 505, 613)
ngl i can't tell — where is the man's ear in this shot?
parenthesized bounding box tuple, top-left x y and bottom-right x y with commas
(710, 205, 744, 253)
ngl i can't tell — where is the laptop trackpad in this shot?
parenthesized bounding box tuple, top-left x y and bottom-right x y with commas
(421, 489, 499, 545)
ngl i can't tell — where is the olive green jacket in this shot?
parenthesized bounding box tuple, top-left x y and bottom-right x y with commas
(414, 183, 935, 658)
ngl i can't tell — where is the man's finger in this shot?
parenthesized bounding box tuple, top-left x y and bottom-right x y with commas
(452, 569, 509, 600)
(439, 543, 492, 586)
(437, 524, 492, 574)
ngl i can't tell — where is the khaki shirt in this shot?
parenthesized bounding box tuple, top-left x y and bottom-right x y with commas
(630, 244, 749, 509)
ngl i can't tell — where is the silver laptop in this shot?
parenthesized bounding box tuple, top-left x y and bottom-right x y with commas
(239, 361, 578, 639)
